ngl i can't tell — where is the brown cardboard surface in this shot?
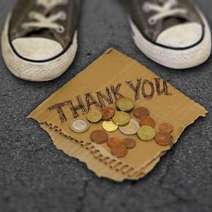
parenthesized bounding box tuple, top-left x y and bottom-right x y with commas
(40, 124, 161, 181)
(29, 48, 207, 181)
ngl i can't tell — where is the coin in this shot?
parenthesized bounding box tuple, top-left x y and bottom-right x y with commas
(102, 121, 118, 132)
(107, 137, 123, 148)
(116, 97, 134, 112)
(140, 116, 156, 128)
(133, 107, 150, 120)
(119, 119, 140, 135)
(101, 107, 115, 120)
(90, 130, 108, 144)
(155, 132, 173, 146)
(70, 119, 90, 133)
(137, 126, 156, 141)
(112, 111, 130, 126)
(123, 138, 136, 149)
(111, 144, 128, 158)
(159, 123, 174, 134)
(86, 109, 102, 123)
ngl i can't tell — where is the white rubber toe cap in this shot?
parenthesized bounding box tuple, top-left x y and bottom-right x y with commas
(12, 37, 63, 61)
(156, 22, 203, 48)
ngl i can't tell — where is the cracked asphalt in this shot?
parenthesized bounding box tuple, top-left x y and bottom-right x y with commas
(0, 0, 212, 211)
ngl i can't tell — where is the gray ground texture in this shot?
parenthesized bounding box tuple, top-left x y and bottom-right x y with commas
(0, 0, 212, 211)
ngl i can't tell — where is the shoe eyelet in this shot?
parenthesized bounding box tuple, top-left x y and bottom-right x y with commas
(148, 18, 156, 25)
(56, 26, 65, 33)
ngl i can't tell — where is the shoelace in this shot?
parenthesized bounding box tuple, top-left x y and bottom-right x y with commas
(22, 0, 67, 33)
(143, 0, 187, 25)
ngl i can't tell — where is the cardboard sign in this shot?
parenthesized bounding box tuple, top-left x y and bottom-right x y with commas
(29, 49, 207, 181)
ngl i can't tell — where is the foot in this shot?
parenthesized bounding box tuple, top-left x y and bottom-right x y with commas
(129, 0, 211, 69)
(1, 0, 80, 81)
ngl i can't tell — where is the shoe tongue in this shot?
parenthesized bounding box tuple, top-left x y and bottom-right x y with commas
(162, 17, 187, 30)
(24, 28, 55, 40)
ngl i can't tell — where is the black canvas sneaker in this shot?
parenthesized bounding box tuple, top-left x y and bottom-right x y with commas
(1, 0, 80, 81)
(129, 0, 211, 69)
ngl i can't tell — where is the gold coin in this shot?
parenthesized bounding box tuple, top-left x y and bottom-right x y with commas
(102, 121, 118, 132)
(119, 119, 140, 135)
(116, 97, 134, 112)
(86, 109, 102, 123)
(137, 126, 156, 141)
(112, 111, 130, 126)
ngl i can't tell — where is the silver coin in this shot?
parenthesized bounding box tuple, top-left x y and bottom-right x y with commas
(119, 119, 140, 135)
(70, 119, 90, 133)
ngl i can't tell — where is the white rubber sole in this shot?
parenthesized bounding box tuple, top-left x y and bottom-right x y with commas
(1, 15, 78, 82)
(130, 13, 211, 69)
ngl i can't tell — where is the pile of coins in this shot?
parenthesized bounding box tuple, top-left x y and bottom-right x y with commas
(90, 130, 136, 158)
(155, 123, 174, 146)
(70, 97, 174, 158)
